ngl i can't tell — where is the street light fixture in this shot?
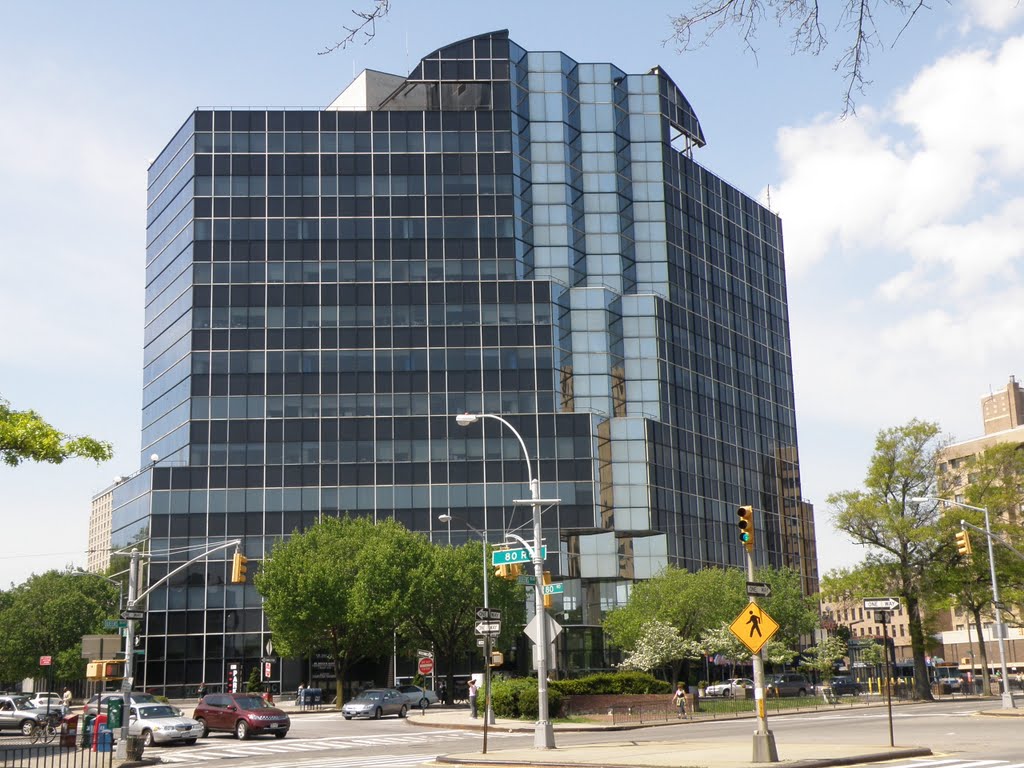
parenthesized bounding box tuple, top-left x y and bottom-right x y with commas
(454, 412, 559, 749)
(910, 495, 1016, 709)
(437, 512, 497, 727)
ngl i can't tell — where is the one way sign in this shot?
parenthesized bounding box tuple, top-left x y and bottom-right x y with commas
(476, 607, 501, 621)
(863, 597, 900, 611)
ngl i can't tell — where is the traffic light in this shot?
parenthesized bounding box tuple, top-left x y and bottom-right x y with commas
(104, 660, 125, 680)
(737, 505, 755, 552)
(955, 530, 973, 557)
(494, 562, 523, 580)
(231, 551, 249, 583)
(543, 571, 553, 609)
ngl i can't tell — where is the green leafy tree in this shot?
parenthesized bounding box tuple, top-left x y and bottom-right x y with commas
(604, 567, 747, 655)
(0, 397, 112, 466)
(255, 516, 423, 707)
(618, 619, 703, 685)
(246, 667, 263, 693)
(402, 539, 525, 703)
(828, 418, 949, 700)
(700, 623, 796, 669)
(0, 570, 119, 681)
(800, 636, 848, 682)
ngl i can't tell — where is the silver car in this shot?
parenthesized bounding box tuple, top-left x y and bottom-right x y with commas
(396, 685, 439, 709)
(0, 695, 51, 736)
(128, 703, 200, 747)
(341, 689, 407, 720)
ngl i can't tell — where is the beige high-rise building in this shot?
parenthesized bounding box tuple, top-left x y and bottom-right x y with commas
(87, 486, 114, 573)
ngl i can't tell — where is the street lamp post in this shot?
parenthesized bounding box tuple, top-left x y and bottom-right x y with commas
(437, 513, 496, 727)
(911, 496, 1016, 709)
(455, 413, 559, 749)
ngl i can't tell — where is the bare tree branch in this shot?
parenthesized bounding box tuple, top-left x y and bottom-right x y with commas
(666, 0, 949, 117)
(320, 0, 391, 56)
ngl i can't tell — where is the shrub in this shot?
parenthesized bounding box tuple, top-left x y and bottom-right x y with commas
(550, 671, 670, 696)
(489, 677, 564, 719)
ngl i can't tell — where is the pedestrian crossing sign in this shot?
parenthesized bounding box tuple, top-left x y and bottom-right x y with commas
(729, 601, 780, 654)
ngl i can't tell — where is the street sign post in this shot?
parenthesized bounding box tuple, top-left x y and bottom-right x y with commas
(863, 597, 900, 611)
(491, 546, 546, 565)
(728, 601, 780, 654)
(475, 621, 501, 635)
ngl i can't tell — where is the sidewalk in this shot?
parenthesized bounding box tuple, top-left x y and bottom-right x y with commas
(400, 706, 932, 768)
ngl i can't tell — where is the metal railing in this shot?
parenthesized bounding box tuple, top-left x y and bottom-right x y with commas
(0, 742, 115, 768)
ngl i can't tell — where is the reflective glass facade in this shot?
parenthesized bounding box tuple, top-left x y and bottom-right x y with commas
(115, 30, 817, 693)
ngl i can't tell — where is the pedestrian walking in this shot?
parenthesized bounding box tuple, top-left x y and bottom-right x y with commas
(197, 682, 207, 702)
(62, 687, 72, 708)
(439, 682, 447, 705)
(672, 682, 688, 719)
(468, 680, 478, 718)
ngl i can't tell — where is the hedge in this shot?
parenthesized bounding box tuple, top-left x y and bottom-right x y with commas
(488, 672, 668, 719)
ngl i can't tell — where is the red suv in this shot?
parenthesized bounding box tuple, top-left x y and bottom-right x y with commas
(192, 693, 289, 740)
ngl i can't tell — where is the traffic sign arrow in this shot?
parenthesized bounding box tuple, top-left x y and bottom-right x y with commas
(475, 621, 501, 635)
(746, 581, 771, 598)
(863, 597, 900, 611)
(475, 607, 501, 621)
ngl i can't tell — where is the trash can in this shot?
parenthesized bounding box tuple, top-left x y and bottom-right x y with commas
(61, 714, 78, 748)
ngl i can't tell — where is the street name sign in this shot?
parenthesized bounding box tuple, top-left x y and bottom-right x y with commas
(517, 574, 538, 586)
(728, 601, 780, 654)
(103, 619, 128, 630)
(121, 609, 145, 621)
(863, 597, 900, 611)
(491, 546, 547, 565)
(542, 582, 564, 595)
(475, 621, 501, 635)
(475, 607, 501, 621)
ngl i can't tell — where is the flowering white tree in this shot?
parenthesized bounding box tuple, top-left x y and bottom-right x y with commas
(701, 623, 798, 671)
(618, 619, 704, 685)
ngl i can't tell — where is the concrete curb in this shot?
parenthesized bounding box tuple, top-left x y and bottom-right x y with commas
(430, 746, 932, 768)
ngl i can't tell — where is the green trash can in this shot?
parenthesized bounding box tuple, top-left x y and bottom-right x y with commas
(107, 698, 123, 730)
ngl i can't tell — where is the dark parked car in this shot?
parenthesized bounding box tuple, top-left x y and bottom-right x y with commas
(192, 693, 290, 740)
(828, 676, 864, 695)
(765, 673, 812, 697)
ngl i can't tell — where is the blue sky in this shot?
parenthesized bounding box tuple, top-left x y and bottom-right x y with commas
(2, 1, 1023, 588)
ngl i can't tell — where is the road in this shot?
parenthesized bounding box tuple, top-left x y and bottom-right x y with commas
(145, 699, 1024, 767)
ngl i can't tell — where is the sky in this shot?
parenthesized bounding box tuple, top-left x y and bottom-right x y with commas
(2, 0, 1024, 589)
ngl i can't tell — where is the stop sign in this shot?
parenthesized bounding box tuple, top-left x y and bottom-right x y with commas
(418, 657, 434, 675)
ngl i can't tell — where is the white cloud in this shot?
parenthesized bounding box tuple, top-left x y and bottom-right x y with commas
(961, 0, 1024, 32)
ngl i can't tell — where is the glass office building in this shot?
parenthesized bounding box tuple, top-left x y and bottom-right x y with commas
(113, 30, 817, 693)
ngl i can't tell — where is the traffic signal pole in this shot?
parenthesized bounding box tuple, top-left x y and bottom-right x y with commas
(116, 548, 139, 760)
(745, 546, 778, 763)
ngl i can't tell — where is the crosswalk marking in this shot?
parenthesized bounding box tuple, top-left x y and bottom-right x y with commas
(156, 729, 511, 764)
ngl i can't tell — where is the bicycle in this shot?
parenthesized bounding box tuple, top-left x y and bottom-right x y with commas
(28, 711, 61, 744)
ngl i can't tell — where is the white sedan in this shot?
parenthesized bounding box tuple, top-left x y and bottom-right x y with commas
(704, 678, 754, 697)
(127, 703, 200, 747)
(396, 685, 440, 709)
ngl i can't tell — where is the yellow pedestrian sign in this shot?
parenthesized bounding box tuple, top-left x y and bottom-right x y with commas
(729, 601, 779, 654)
